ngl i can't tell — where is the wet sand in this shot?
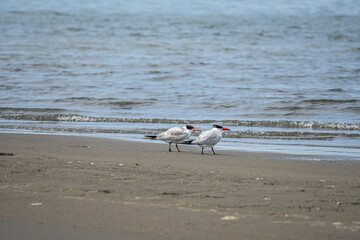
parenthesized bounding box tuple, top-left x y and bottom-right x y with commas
(0, 133, 359, 239)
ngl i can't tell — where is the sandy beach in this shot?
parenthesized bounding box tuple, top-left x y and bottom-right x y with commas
(0, 133, 359, 239)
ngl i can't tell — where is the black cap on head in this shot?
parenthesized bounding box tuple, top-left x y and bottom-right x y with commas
(185, 125, 194, 130)
(213, 124, 223, 129)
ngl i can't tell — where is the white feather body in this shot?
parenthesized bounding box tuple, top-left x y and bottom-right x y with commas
(192, 128, 222, 147)
(156, 126, 192, 143)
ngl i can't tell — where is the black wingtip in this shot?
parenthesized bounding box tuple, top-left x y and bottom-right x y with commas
(181, 139, 195, 144)
(144, 135, 157, 139)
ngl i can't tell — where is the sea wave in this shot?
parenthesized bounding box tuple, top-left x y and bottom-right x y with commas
(1, 114, 359, 131)
(1, 124, 359, 143)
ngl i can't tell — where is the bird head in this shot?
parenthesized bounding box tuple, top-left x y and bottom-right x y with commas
(213, 124, 230, 131)
(185, 125, 200, 131)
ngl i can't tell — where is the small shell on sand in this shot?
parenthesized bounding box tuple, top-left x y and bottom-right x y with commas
(221, 216, 239, 221)
(30, 202, 43, 206)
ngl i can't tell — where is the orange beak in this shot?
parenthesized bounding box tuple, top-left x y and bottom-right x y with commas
(193, 127, 200, 131)
(222, 127, 230, 131)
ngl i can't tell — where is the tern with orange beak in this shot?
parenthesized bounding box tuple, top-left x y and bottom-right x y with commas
(189, 124, 230, 154)
(145, 125, 200, 152)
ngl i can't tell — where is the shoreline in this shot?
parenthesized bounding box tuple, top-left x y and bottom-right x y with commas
(1, 133, 359, 239)
(1, 130, 358, 161)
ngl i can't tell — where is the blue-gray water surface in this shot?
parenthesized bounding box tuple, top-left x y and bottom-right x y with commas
(1, 0, 360, 160)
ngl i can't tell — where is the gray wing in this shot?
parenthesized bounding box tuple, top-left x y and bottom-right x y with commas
(156, 127, 188, 142)
(193, 130, 221, 146)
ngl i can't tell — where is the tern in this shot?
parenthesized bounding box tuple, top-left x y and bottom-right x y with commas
(188, 124, 230, 154)
(145, 125, 200, 152)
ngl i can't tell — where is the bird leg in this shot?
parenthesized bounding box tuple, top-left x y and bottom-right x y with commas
(211, 147, 216, 155)
(201, 147, 204, 154)
(168, 143, 172, 152)
(175, 144, 181, 152)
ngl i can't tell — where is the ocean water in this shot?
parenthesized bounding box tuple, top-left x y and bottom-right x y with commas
(1, 0, 360, 160)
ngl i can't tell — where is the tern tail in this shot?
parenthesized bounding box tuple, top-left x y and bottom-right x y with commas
(181, 139, 195, 144)
(144, 135, 157, 139)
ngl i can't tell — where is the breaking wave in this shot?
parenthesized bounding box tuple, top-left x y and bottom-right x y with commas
(1, 113, 359, 131)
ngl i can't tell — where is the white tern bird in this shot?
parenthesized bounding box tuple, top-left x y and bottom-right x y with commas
(145, 125, 200, 152)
